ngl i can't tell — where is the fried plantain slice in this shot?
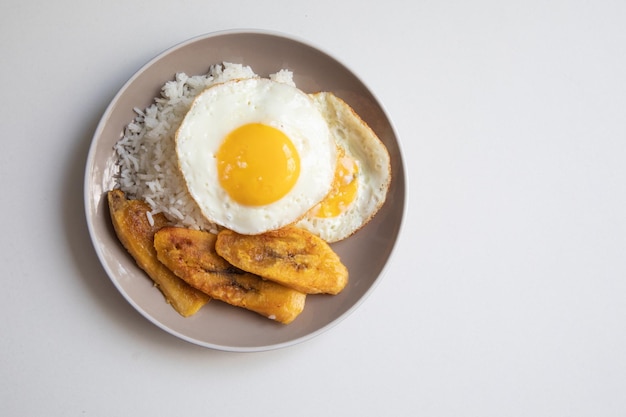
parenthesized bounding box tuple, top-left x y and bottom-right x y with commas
(215, 227, 348, 295)
(154, 227, 306, 324)
(107, 190, 210, 317)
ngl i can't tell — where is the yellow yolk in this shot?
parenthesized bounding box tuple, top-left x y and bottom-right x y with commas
(216, 123, 300, 206)
(313, 153, 358, 218)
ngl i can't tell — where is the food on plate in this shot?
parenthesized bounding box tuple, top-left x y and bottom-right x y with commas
(175, 78, 336, 235)
(108, 62, 390, 321)
(107, 189, 210, 316)
(154, 227, 306, 324)
(215, 227, 348, 295)
(295, 92, 392, 243)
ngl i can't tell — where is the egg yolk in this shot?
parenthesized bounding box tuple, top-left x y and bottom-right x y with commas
(216, 123, 300, 206)
(312, 153, 359, 218)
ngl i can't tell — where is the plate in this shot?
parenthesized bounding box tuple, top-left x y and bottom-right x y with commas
(84, 29, 406, 352)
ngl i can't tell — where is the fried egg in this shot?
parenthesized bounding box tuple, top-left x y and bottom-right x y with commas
(296, 92, 391, 243)
(175, 78, 337, 235)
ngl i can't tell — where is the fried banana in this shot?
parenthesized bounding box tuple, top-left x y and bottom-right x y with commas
(153, 227, 306, 324)
(107, 190, 210, 317)
(215, 227, 348, 295)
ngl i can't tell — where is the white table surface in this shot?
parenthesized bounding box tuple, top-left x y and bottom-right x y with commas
(3, 0, 626, 415)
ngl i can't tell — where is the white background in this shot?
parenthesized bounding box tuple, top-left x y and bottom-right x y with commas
(2, 0, 626, 415)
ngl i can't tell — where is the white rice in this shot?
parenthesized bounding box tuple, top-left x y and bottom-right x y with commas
(113, 62, 295, 231)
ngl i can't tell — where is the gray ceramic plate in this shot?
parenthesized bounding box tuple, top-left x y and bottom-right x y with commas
(84, 30, 406, 352)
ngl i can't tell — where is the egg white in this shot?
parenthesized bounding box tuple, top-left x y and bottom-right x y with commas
(175, 78, 337, 235)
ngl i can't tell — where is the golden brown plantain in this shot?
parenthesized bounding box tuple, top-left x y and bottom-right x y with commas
(153, 227, 306, 324)
(107, 190, 210, 317)
(215, 227, 348, 295)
